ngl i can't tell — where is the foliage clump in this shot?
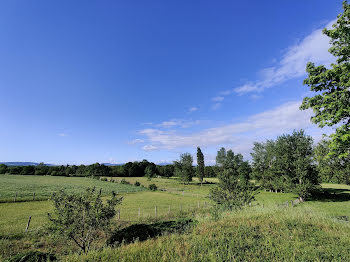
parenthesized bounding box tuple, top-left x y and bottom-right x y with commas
(120, 178, 130, 185)
(300, 1, 350, 159)
(174, 153, 194, 184)
(48, 187, 122, 253)
(210, 148, 256, 210)
(148, 184, 158, 191)
(251, 130, 319, 199)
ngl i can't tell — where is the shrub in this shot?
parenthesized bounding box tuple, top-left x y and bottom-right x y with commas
(48, 187, 123, 253)
(134, 181, 141, 187)
(149, 184, 158, 191)
(120, 179, 131, 185)
(210, 169, 258, 210)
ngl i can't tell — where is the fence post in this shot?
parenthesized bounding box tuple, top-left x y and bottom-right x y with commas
(291, 200, 294, 207)
(168, 205, 171, 214)
(182, 191, 184, 196)
(197, 201, 200, 209)
(262, 204, 264, 208)
(25, 216, 32, 232)
(155, 206, 157, 218)
(14, 192, 18, 202)
(33, 192, 35, 201)
(118, 209, 120, 220)
(99, 188, 102, 195)
(138, 207, 141, 220)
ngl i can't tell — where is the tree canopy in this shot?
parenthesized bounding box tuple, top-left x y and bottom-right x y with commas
(251, 130, 318, 199)
(300, 1, 350, 159)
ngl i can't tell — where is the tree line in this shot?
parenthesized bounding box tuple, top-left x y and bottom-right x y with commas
(0, 159, 220, 179)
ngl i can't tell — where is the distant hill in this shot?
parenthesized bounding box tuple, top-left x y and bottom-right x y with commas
(0, 162, 55, 166)
(101, 163, 124, 166)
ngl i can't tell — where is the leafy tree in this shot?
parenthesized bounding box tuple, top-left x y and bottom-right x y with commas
(48, 188, 122, 253)
(21, 165, 35, 176)
(174, 153, 194, 184)
(196, 147, 205, 185)
(314, 137, 350, 184)
(157, 165, 174, 178)
(205, 166, 217, 178)
(251, 140, 278, 190)
(251, 130, 319, 199)
(0, 164, 7, 174)
(215, 147, 227, 168)
(8, 166, 22, 175)
(35, 162, 49, 176)
(216, 148, 251, 180)
(145, 164, 157, 180)
(210, 169, 257, 210)
(300, 1, 350, 159)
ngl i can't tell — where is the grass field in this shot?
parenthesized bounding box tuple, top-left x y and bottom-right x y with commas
(67, 207, 350, 262)
(0, 175, 146, 202)
(1, 175, 350, 261)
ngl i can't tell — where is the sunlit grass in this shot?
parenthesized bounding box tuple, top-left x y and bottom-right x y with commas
(0, 175, 145, 202)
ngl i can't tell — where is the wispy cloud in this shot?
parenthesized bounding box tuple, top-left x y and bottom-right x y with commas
(137, 101, 332, 155)
(129, 138, 144, 144)
(142, 145, 158, 151)
(212, 96, 224, 102)
(211, 20, 335, 105)
(188, 107, 198, 112)
(58, 133, 68, 137)
(156, 119, 201, 129)
(211, 103, 221, 111)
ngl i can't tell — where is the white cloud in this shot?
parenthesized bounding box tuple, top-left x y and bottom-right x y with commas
(58, 133, 68, 137)
(189, 107, 198, 112)
(212, 96, 224, 102)
(138, 101, 332, 155)
(211, 103, 222, 110)
(233, 20, 335, 94)
(142, 145, 158, 151)
(156, 119, 201, 129)
(211, 20, 336, 104)
(129, 139, 144, 144)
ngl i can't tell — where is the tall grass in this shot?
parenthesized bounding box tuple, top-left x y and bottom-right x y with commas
(67, 206, 350, 261)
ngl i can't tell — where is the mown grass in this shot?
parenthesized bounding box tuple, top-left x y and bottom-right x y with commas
(0, 175, 145, 202)
(0, 191, 209, 237)
(109, 176, 216, 197)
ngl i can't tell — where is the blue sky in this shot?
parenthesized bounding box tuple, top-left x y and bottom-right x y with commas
(0, 0, 343, 165)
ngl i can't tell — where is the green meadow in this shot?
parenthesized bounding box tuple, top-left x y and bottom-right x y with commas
(0, 175, 146, 202)
(1, 175, 350, 261)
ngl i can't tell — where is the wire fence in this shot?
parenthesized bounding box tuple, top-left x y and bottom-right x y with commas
(0, 202, 212, 238)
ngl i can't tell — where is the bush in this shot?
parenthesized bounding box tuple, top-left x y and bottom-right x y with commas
(48, 187, 123, 253)
(149, 184, 158, 191)
(134, 181, 141, 187)
(120, 179, 131, 185)
(100, 177, 108, 182)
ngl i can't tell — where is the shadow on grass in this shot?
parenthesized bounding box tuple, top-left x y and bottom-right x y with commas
(308, 188, 350, 202)
(107, 218, 195, 246)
